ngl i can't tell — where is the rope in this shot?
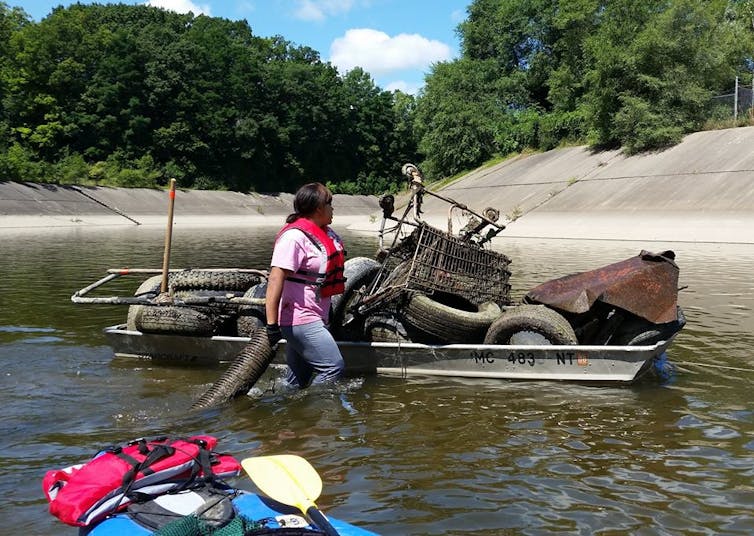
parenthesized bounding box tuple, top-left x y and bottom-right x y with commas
(70, 185, 141, 225)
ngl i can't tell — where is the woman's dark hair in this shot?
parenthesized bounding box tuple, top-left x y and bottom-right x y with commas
(286, 183, 332, 223)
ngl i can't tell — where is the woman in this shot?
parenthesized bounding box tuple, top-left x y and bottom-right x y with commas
(265, 183, 347, 388)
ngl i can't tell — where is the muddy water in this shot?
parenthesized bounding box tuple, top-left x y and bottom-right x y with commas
(1, 224, 752, 535)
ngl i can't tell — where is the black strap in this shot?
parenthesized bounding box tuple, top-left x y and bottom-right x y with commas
(286, 276, 324, 287)
(114, 450, 142, 468)
(295, 268, 326, 277)
(121, 444, 175, 487)
(197, 445, 215, 482)
(169, 439, 216, 493)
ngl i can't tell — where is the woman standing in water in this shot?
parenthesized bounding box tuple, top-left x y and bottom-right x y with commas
(265, 182, 347, 388)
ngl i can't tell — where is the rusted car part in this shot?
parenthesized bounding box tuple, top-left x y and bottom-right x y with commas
(525, 250, 679, 325)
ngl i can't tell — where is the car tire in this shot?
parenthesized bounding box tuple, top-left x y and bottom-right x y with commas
(484, 305, 578, 345)
(363, 314, 411, 343)
(612, 306, 687, 346)
(330, 257, 381, 340)
(401, 291, 501, 344)
(126, 275, 163, 330)
(237, 282, 267, 336)
(136, 305, 214, 336)
(168, 270, 262, 292)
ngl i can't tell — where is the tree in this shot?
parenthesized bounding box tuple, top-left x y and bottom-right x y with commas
(415, 59, 510, 177)
(0, 3, 31, 151)
(0, 3, 415, 191)
(415, 0, 754, 178)
(584, 0, 743, 152)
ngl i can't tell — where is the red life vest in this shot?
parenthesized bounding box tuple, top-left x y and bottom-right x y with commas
(42, 435, 240, 527)
(276, 218, 346, 298)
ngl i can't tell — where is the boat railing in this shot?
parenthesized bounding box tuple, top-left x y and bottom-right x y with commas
(71, 268, 268, 306)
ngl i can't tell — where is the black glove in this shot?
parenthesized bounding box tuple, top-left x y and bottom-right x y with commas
(266, 323, 282, 347)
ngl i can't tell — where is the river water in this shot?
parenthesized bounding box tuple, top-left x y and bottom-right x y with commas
(1, 224, 753, 535)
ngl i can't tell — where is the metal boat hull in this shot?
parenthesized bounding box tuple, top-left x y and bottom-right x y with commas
(103, 324, 675, 383)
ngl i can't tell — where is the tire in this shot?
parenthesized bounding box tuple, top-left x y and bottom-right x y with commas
(401, 292, 501, 344)
(612, 306, 686, 346)
(237, 282, 267, 336)
(136, 306, 214, 336)
(330, 257, 381, 340)
(379, 260, 411, 288)
(127, 275, 163, 330)
(484, 305, 578, 345)
(171, 289, 246, 301)
(126, 272, 259, 331)
(169, 270, 261, 292)
(364, 314, 411, 343)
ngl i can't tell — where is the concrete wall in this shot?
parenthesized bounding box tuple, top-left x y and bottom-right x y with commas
(394, 127, 754, 243)
(0, 181, 378, 229)
(2, 126, 753, 242)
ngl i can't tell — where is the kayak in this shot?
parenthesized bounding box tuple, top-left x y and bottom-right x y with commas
(43, 435, 378, 535)
(82, 486, 378, 535)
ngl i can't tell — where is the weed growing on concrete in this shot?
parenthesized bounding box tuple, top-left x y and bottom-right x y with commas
(507, 206, 523, 221)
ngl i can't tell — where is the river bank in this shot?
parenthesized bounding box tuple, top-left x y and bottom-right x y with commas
(2, 126, 753, 243)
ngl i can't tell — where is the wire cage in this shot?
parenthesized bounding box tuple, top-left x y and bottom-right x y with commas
(368, 223, 512, 309)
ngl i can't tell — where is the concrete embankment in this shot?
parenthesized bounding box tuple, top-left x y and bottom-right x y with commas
(2, 126, 754, 243)
(0, 182, 379, 229)
(371, 126, 754, 244)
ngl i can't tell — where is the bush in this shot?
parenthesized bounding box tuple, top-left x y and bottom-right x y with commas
(613, 96, 683, 154)
(193, 176, 227, 190)
(0, 143, 46, 182)
(537, 110, 588, 151)
(52, 152, 88, 184)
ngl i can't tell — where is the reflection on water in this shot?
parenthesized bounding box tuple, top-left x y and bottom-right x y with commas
(1, 225, 753, 534)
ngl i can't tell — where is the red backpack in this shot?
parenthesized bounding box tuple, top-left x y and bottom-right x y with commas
(42, 435, 240, 527)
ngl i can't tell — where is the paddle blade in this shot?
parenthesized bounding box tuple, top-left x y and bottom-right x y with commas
(242, 454, 322, 511)
(242, 455, 341, 536)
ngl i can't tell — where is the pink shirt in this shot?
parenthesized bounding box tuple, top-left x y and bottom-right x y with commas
(271, 227, 345, 326)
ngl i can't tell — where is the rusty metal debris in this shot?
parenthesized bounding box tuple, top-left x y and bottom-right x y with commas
(525, 250, 679, 324)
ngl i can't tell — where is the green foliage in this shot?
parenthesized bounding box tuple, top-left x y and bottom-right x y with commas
(583, 0, 739, 151)
(537, 109, 588, 151)
(51, 152, 88, 184)
(0, 142, 46, 181)
(3, 1, 753, 192)
(0, 3, 415, 194)
(415, 59, 510, 176)
(415, 0, 754, 179)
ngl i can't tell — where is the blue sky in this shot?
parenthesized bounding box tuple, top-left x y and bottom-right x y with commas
(19, 0, 470, 94)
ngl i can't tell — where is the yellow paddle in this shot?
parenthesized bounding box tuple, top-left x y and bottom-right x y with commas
(241, 455, 341, 536)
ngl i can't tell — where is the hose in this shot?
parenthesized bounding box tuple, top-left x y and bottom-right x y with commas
(190, 328, 275, 410)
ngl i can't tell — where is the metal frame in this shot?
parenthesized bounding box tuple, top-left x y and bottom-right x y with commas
(71, 268, 268, 306)
(361, 164, 512, 315)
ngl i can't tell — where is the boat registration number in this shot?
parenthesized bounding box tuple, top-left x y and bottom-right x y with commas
(471, 350, 584, 367)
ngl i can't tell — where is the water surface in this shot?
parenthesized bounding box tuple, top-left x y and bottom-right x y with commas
(1, 224, 753, 535)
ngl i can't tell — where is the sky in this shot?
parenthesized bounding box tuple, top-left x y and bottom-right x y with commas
(19, 0, 471, 95)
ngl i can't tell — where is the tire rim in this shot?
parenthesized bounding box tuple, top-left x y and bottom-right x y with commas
(509, 330, 552, 345)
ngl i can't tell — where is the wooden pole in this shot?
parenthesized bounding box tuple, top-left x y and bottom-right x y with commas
(160, 179, 177, 293)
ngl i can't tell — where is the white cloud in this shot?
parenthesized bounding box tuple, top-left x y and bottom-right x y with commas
(330, 28, 452, 75)
(384, 80, 422, 95)
(237, 1, 256, 16)
(145, 0, 211, 16)
(293, 0, 355, 22)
